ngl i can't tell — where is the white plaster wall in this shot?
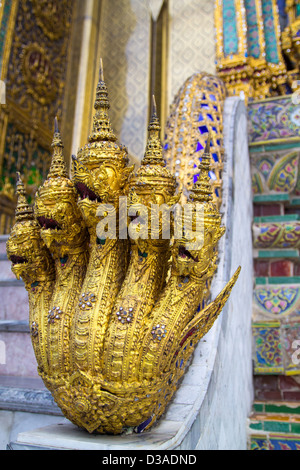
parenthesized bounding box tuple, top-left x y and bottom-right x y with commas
(188, 97, 254, 450)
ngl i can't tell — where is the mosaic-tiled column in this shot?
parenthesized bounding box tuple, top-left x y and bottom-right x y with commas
(248, 95, 300, 377)
(215, 0, 257, 98)
(215, 0, 288, 100)
(261, 0, 287, 92)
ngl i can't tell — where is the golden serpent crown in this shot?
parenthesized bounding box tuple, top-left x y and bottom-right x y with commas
(36, 117, 76, 199)
(76, 59, 128, 171)
(129, 96, 177, 201)
(188, 133, 222, 231)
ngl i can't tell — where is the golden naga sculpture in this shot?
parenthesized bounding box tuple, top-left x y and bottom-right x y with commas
(6, 62, 240, 435)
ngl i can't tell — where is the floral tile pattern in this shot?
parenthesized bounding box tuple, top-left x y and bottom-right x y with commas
(250, 150, 299, 195)
(252, 221, 300, 248)
(248, 97, 300, 143)
(252, 322, 284, 374)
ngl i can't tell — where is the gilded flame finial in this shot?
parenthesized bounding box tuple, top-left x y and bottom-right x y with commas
(130, 96, 177, 197)
(47, 117, 68, 179)
(37, 118, 75, 197)
(99, 57, 104, 82)
(88, 58, 117, 143)
(51, 116, 64, 150)
(15, 172, 34, 222)
(142, 95, 164, 167)
(76, 58, 128, 170)
(189, 133, 213, 204)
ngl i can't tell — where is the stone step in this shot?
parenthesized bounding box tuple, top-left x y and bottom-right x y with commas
(0, 375, 62, 416)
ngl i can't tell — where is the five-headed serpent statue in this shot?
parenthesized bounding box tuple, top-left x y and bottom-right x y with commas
(6, 62, 240, 435)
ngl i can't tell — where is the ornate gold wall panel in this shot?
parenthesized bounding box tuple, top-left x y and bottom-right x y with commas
(0, 0, 76, 233)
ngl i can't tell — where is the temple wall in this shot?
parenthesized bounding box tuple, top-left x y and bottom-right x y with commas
(96, 0, 151, 162)
(187, 97, 254, 449)
(168, 0, 216, 106)
(92, 0, 217, 162)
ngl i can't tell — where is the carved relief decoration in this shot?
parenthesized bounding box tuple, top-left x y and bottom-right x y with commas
(0, 0, 74, 233)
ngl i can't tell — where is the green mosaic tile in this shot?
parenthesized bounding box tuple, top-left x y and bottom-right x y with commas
(290, 197, 300, 205)
(253, 194, 290, 203)
(264, 421, 290, 433)
(249, 140, 300, 153)
(254, 214, 300, 223)
(291, 423, 300, 434)
(253, 403, 264, 412)
(255, 276, 300, 285)
(255, 277, 267, 285)
(257, 249, 299, 258)
(268, 276, 300, 284)
(249, 421, 264, 430)
(265, 403, 300, 414)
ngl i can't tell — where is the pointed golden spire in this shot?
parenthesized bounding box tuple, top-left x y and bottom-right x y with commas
(189, 133, 213, 203)
(15, 172, 34, 222)
(37, 118, 75, 198)
(130, 96, 177, 198)
(142, 95, 165, 167)
(88, 57, 117, 143)
(47, 117, 68, 179)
